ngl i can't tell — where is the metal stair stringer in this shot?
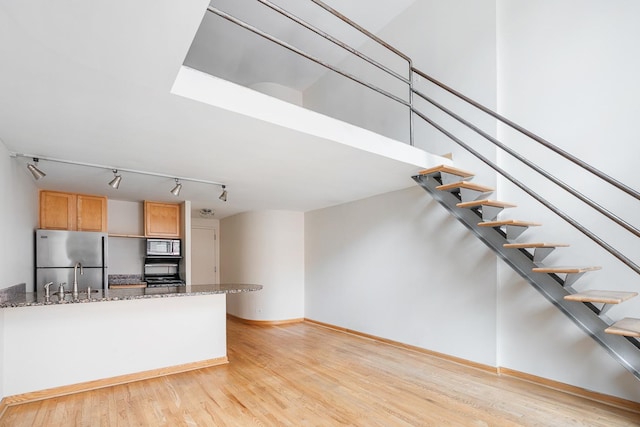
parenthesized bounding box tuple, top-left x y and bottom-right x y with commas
(413, 173, 640, 380)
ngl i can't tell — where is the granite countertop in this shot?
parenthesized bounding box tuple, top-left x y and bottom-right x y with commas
(0, 284, 263, 309)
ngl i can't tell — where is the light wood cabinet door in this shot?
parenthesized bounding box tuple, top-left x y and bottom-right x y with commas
(39, 190, 107, 232)
(144, 201, 181, 237)
(77, 195, 107, 232)
(39, 191, 76, 230)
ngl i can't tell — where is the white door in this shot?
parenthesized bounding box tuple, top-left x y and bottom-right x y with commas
(191, 227, 218, 285)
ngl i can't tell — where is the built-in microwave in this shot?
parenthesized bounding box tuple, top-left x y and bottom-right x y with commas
(146, 239, 181, 257)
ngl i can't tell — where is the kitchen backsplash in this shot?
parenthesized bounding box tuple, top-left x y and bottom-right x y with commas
(0, 283, 26, 303)
(108, 274, 145, 285)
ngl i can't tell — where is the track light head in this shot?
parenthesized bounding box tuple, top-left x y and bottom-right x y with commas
(219, 185, 227, 202)
(27, 158, 46, 180)
(108, 169, 122, 189)
(170, 178, 182, 196)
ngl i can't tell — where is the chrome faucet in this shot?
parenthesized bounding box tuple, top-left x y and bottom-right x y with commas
(73, 262, 83, 299)
(43, 281, 54, 299)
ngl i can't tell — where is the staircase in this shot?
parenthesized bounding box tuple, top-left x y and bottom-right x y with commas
(414, 165, 640, 379)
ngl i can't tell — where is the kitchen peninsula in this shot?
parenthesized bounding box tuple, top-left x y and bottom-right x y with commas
(0, 283, 262, 402)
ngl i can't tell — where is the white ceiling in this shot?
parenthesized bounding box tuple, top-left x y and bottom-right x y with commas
(0, 0, 433, 219)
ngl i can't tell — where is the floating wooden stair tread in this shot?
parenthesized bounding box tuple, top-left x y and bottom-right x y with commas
(478, 220, 541, 227)
(477, 219, 541, 241)
(418, 165, 474, 178)
(605, 318, 640, 337)
(503, 243, 569, 249)
(532, 266, 602, 274)
(437, 181, 494, 192)
(457, 199, 517, 209)
(564, 290, 638, 305)
(503, 242, 570, 263)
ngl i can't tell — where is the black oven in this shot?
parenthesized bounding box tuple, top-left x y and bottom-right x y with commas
(143, 259, 185, 287)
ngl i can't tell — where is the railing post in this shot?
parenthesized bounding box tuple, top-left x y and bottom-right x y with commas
(408, 61, 415, 146)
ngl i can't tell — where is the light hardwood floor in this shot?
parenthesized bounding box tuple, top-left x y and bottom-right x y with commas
(2, 318, 640, 426)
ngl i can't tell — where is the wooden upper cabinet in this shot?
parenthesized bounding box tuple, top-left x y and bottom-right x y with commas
(77, 194, 107, 232)
(144, 201, 181, 237)
(39, 190, 107, 232)
(40, 191, 76, 230)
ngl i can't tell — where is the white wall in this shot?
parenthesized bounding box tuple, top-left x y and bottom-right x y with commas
(221, 211, 304, 321)
(0, 140, 38, 400)
(249, 82, 303, 106)
(108, 199, 143, 235)
(305, 187, 498, 366)
(496, 0, 640, 401)
(181, 201, 191, 285)
(303, 0, 499, 368)
(0, 309, 3, 400)
(0, 142, 38, 292)
(108, 237, 145, 275)
(107, 199, 145, 276)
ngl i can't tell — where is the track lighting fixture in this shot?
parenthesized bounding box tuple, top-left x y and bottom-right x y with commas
(11, 153, 228, 200)
(108, 169, 122, 189)
(170, 179, 182, 196)
(27, 158, 46, 180)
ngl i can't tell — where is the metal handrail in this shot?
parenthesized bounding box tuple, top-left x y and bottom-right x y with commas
(412, 87, 640, 239)
(307, 0, 415, 146)
(207, 6, 410, 108)
(411, 107, 640, 275)
(256, 0, 410, 85)
(309, 0, 412, 62)
(411, 68, 640, 201)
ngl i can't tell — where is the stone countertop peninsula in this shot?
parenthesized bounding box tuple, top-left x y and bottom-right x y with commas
(0, 284, 262, 309)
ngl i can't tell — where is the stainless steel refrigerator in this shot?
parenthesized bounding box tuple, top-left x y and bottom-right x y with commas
(35, 229, 108, 296)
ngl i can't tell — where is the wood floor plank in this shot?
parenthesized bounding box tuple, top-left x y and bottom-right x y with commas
(2, 318, 639, 426)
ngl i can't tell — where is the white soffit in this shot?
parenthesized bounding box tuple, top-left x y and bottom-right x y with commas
(171, 66, 440, 168)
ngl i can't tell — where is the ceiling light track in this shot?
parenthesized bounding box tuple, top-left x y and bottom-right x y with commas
(10, 152, 228, 200)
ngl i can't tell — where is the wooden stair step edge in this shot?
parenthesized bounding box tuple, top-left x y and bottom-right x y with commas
(457, 199, 517, 209)
(436, 181, 494, 192)
(564, 290, 638, 304)
(503, 243, 570, 249)
(478, 220, 542, 227)
(532, 266, 602, 274)
(418, 165, 475, 178)
(605, 318, 640, 337)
